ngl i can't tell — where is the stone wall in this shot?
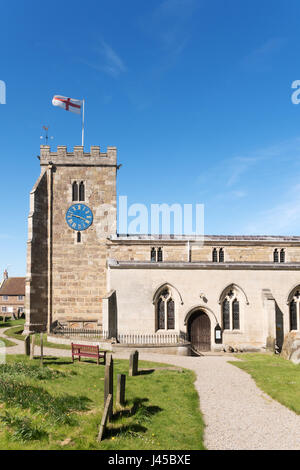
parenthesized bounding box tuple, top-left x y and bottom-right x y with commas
(26, 146, 117, 332)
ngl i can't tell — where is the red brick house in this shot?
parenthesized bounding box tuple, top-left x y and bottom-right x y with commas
(0, 270, 25, 320)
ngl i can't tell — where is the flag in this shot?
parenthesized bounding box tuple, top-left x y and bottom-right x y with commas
(52, 95, 82, 115)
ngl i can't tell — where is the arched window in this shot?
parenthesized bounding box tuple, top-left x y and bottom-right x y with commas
(289, 289, 300, 331)
(222, 299, 230, 330)
(280, 249, 285, 263)
(157, 247, 163, 262)
(219, 248, 224, 262)
(167, 298, 175, 329)
(212, 248, 218, 262)
(156, 288, 175, 331)
(79, 181, 85, 201)
(221, 288, 241, 330)
(72, 181, 78, 201)
(151, 247, 156, 262)
(232, 299, 240, 330)
(273, 249, 279, 263)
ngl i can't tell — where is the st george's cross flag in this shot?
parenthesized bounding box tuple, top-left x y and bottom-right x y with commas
(52, 95, 83, 115)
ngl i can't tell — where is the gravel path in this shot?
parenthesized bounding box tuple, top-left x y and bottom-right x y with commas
(114, 351, 300, 450)
(1, 327, 299, 450)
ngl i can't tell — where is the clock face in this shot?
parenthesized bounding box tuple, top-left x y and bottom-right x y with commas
(66, 204, 93, 231)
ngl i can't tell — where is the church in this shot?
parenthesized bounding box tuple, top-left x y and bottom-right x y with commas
(24, 145, 300, 354)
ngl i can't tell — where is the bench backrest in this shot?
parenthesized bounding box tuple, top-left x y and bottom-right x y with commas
(72, 343, 99, 353)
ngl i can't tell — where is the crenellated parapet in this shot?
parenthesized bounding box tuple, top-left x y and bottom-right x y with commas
(39, 145, 117, 167)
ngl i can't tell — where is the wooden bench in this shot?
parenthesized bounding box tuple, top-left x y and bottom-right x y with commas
(71, 343, 106, 365)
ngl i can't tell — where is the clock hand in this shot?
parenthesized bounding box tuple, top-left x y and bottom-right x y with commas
(72, 214, 89, 222)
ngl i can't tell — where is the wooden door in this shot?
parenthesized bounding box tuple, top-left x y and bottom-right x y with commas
(189, 311, 211, 352)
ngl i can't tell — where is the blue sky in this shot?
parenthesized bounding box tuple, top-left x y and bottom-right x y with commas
(1, 0, 300, 275)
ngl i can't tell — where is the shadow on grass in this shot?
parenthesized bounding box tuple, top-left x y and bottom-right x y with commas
(105, 423, 148, 439)
(137, 369, 155, 376)
(112, 397, 162, 423)
(33, 357, 73, 366)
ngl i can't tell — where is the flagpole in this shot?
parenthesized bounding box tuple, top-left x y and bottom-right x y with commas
(82, 99, 85, 147)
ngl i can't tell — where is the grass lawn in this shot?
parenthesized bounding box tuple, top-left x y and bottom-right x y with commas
(231, 353, 300, 414)
(0, 337, 17, 348)
(3, 322, 71, 351)
(0, 355, 205, 450)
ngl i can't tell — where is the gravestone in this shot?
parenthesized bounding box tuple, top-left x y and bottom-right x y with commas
(30, 334, 36, 360)
(24, 335, 31, 356)
(104, 354, 113, 419)
(40, 333, 44, 367)
(97, 394, 112, 442)
(129, 350, 139, 376)
(116, 374, 126, 407)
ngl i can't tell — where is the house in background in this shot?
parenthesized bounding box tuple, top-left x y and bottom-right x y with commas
(0, 270, 25, 320)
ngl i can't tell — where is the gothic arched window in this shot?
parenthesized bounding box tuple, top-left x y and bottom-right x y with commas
(157, 247, 163, 262)
(151, 247, 156, 262)
(219, 248, 224, 263)
(273, 249, 279, 263)
(232, 299, 240, 330)
(222, 299, 230, 330)
(221, 288, 241, 330)
(212, 248, 218, 262)
(289, 289, 300, 331)
(280, 249, 285, 263)
(72, 181, 78, 201)
(156, 288, 175, 331)
(79, 181, 85, 201)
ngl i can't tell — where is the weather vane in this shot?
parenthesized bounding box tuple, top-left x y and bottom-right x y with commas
(40, 125, 54, 145)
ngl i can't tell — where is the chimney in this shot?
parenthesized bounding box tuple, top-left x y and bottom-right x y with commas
(3, 270, 8, 280)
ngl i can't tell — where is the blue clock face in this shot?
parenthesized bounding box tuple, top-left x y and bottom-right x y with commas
(66, 204, 93, 231)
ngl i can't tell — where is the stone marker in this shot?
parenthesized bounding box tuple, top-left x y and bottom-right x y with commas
(116, 374, 126, 407)
(129, 350, 139, 376)
(40, 333, 44, 367)
(30, 334, 36, 360)
(97, 393, 112, 442)
(104, 354, 113, 419)
(24, 335, 31, 356)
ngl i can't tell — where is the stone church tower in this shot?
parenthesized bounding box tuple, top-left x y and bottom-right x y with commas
(25, 145, 117, 333)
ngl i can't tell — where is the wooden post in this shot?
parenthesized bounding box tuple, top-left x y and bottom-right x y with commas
(116, 374, 126, 407)
(104, 354, 113, 419)
(129, 350, 139, 376)
(40, 332, 44, 367)
(30, 334, 36, 360)
(97, 394, 112, 442)
(24, 335, 31, 356)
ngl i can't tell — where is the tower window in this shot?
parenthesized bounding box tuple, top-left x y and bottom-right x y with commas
(280, 249, 285, 263)
(79, 181, 85, 201)
(273, 249, 279, 263)
(77, 232, 81, 243)
(212, 248, 218, 262)
(150, 247, 163, 262)
(219, 248, 224, 263)
(72, 181, 78, 201)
